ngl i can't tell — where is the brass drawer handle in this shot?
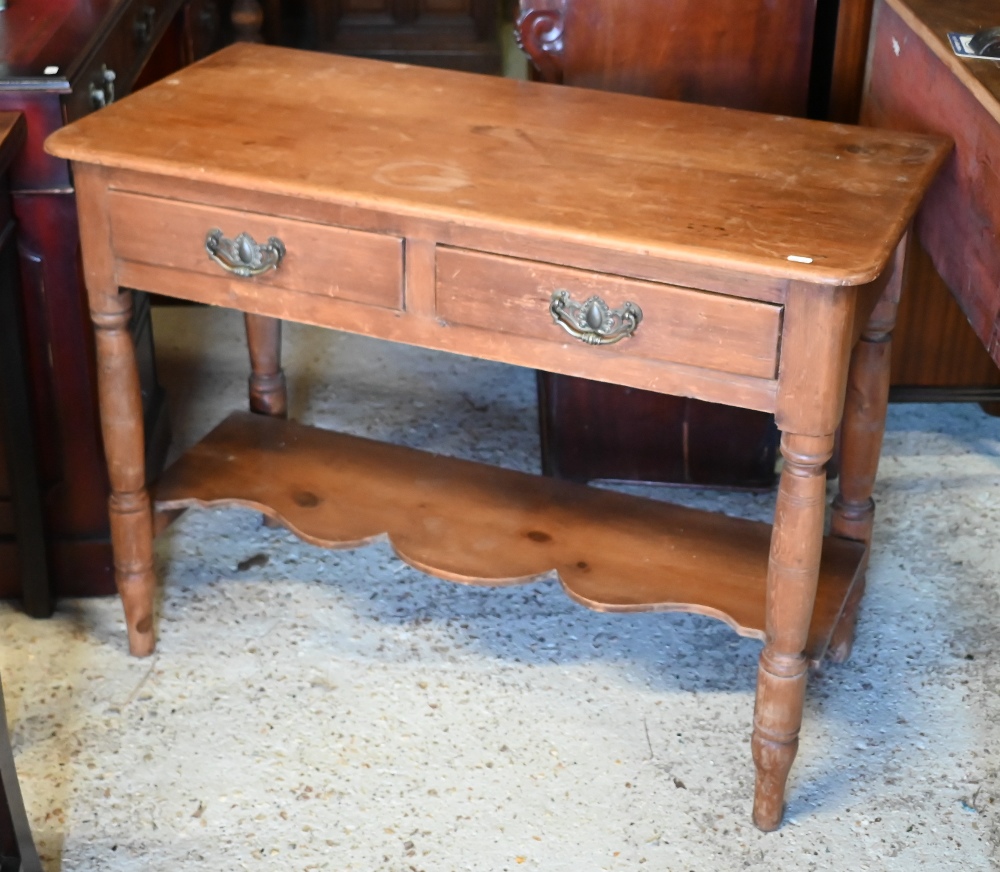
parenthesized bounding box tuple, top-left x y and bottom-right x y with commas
(205, 229, 285, 277)
(549, 289, 642, 345)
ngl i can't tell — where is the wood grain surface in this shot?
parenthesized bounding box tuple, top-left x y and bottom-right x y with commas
(517, 0, 816, 116)
(434, 247, 782, 379)
(828, 0, 876, 122)
(108, 190, 405, 309)
(153, 412, 865, 663)
(46, 43, 949, 286)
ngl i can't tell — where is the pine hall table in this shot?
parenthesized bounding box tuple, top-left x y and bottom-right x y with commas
(45, 43, 949, 830)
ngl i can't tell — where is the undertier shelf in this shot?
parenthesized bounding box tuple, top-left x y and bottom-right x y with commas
(153, 412, 866, 662)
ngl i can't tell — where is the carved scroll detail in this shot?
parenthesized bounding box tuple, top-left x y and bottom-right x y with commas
(515, 1, 567, 83)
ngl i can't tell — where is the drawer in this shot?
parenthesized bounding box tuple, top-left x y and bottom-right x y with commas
(64, 0, 181, 123)
(107, 191, 404, 309)
(435, 248, 782, 380)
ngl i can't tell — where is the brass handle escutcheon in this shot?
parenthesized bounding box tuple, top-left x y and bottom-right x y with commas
(205, 229, 286, 277)
(549, 289, 642, 345)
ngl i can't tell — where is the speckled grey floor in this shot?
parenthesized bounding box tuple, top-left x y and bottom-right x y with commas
(2, 305, 999, 871)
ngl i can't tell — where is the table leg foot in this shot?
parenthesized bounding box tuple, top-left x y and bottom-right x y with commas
(110, 488, 157, 657)
(121, 578, 157, 657)
(752, 652, 806, 830)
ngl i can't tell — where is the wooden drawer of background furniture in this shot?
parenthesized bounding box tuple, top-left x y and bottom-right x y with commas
(106, 191, 404, 309)
(64, 0, 177, 123)
(435, 248, 782, 379)
(184, 0, 225, 60)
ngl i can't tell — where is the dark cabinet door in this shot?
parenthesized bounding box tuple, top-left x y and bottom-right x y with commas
(287, 0, 502, 73)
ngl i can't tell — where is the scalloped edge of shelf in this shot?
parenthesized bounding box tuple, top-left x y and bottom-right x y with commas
(153, 411, 865, 662)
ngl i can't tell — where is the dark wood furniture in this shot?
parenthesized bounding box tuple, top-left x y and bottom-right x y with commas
(863, 0, 1000, 375)
(47, 43, 946, 829)
(0, 112, 50, 620)
(0, 111, 43, 872)
(516, 0, 816, 112)
(827, 0, 877, 122)
(0, 0, 223, 603)
(833, 0, 1000, 404)
(267, 0, 501, 73)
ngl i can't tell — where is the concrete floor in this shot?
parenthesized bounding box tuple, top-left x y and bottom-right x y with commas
(1, 305, 999, 871)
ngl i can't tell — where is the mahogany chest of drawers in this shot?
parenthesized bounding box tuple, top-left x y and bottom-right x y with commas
(0, 0, 222, 605)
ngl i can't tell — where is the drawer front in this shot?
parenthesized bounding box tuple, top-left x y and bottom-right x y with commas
(107, 191, 404, 309)
(64, 0, 181, 123)
(436, 248, 781, 380)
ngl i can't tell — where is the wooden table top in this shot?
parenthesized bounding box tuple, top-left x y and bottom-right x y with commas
(883, 0, 1000, 123)
(46, 43, 949, 286)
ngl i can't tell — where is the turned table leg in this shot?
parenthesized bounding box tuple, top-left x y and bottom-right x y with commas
(92, 293, 157, 656)
(826, 301, 898, 662)
(752, 431, 834, 831)
(245, 313, 287, 418)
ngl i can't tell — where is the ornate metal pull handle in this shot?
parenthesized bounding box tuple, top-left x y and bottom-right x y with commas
(89, 65, 116, 110)
(199, 0, 219, 28)
(205, 229, 285, 277)
(549, 289, 643, 346)
(134, 5, 156, 45)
